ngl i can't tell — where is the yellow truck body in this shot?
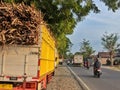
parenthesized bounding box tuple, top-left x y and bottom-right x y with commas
(40, 24, 55, 79)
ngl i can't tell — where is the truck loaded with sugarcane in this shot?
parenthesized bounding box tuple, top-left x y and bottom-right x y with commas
(0, 3, 59, 90)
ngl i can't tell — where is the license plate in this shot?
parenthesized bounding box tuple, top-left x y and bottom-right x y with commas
(97, 69, 101, 72)
(0, 84, 13, 90)
(10, 77, 18, 80)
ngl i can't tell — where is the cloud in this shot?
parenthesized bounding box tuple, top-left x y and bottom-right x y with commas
(87, 13, 120, 27)
(68, 0, 120, 54)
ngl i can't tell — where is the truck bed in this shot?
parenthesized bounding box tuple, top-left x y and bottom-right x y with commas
(0, 46, 39, 81)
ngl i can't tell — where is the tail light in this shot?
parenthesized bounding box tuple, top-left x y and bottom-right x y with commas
(26, 82, 36, 89)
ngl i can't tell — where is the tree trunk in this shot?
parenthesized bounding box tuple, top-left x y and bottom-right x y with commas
(110, 57, 113, 66)
(110, 51, 114, 66)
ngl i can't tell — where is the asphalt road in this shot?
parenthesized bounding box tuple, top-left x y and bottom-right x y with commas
(70, 65, 120, 90)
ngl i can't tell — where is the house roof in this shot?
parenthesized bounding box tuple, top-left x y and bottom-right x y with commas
(98, 52, 110, 58)
(98, 50, 120, 58)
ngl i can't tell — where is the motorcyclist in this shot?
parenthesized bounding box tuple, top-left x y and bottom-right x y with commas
(93, 57, 101, 75)
(84, 59, 90, 69)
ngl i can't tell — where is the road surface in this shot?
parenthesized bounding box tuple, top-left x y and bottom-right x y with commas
(70, 66, 120, 90)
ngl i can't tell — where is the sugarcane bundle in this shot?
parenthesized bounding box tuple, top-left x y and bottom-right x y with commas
(0, 2, 42, 45)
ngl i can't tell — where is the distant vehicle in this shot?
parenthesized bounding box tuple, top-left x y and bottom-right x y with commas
(73, 54, 83, 66)
(113, 59, 120, 65)
(54, 49, 59, 68)
(59, 58, 63, 65)
(94, 67, 102, 78)
(84, 58, 94, 68)
(84, 59, 90, 69)
(67, 60, 71, 65)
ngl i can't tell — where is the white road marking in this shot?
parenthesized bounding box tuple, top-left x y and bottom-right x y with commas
(67, 66, 91, 90)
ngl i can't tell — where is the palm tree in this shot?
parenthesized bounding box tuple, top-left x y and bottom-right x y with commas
(101, 32, 120, 66)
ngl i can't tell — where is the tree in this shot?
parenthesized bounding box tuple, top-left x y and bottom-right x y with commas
(74, 52, 82, 55)
(80, 39, 95, 59)
(66, 52, 74, 60)
(1, 0, 100, 55)
(38, 0, 100, 36)
(100, 0, 120, 12)
(37, 0, 100, 55)
(1, 0, 120, 56)
(57, 33, 73, 58)
(101, 32, 120, 66)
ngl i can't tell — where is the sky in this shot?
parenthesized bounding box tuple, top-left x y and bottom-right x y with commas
(67, 0, 120, 54)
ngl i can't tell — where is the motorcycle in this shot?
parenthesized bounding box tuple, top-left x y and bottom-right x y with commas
(84, 61, 90, 69)
(94, 67, 102, 78)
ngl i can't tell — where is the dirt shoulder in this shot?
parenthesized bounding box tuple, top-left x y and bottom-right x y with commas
(47, 65, 82, 90)
(102, 65, 120, 71)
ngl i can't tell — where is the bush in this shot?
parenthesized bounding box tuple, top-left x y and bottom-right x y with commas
(106, 59, 111, 65)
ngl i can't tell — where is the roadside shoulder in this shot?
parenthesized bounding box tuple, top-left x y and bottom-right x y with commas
(102, 65, 120, 71)
(47, 65, 82, 90)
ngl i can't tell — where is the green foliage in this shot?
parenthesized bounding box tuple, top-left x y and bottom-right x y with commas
(1, 0, 12, 3)
(37, 0, 99, 56)
(2, 0, 120, 56)
(65, 52, 74, 59)
(101, 32, 120, 51)
(74, 52, 82, 55)
(57, 33, 73, 57)
(100, 0, 120, 12)
(80, 39, 95, 58)
(101, 32, 120, 66)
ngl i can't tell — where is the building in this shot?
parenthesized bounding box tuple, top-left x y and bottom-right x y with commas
(98, 49, 120, 65)
(97, 52, 110, 65)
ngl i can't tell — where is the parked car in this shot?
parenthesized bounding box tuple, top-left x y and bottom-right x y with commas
(59, 59, 63, 65)
(113, 59, 120, 65)
(67, 60, 70, 65)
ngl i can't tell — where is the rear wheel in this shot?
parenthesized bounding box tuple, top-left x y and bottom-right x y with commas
(87, 66, 89, 69)
(97, 72, 100, 78)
